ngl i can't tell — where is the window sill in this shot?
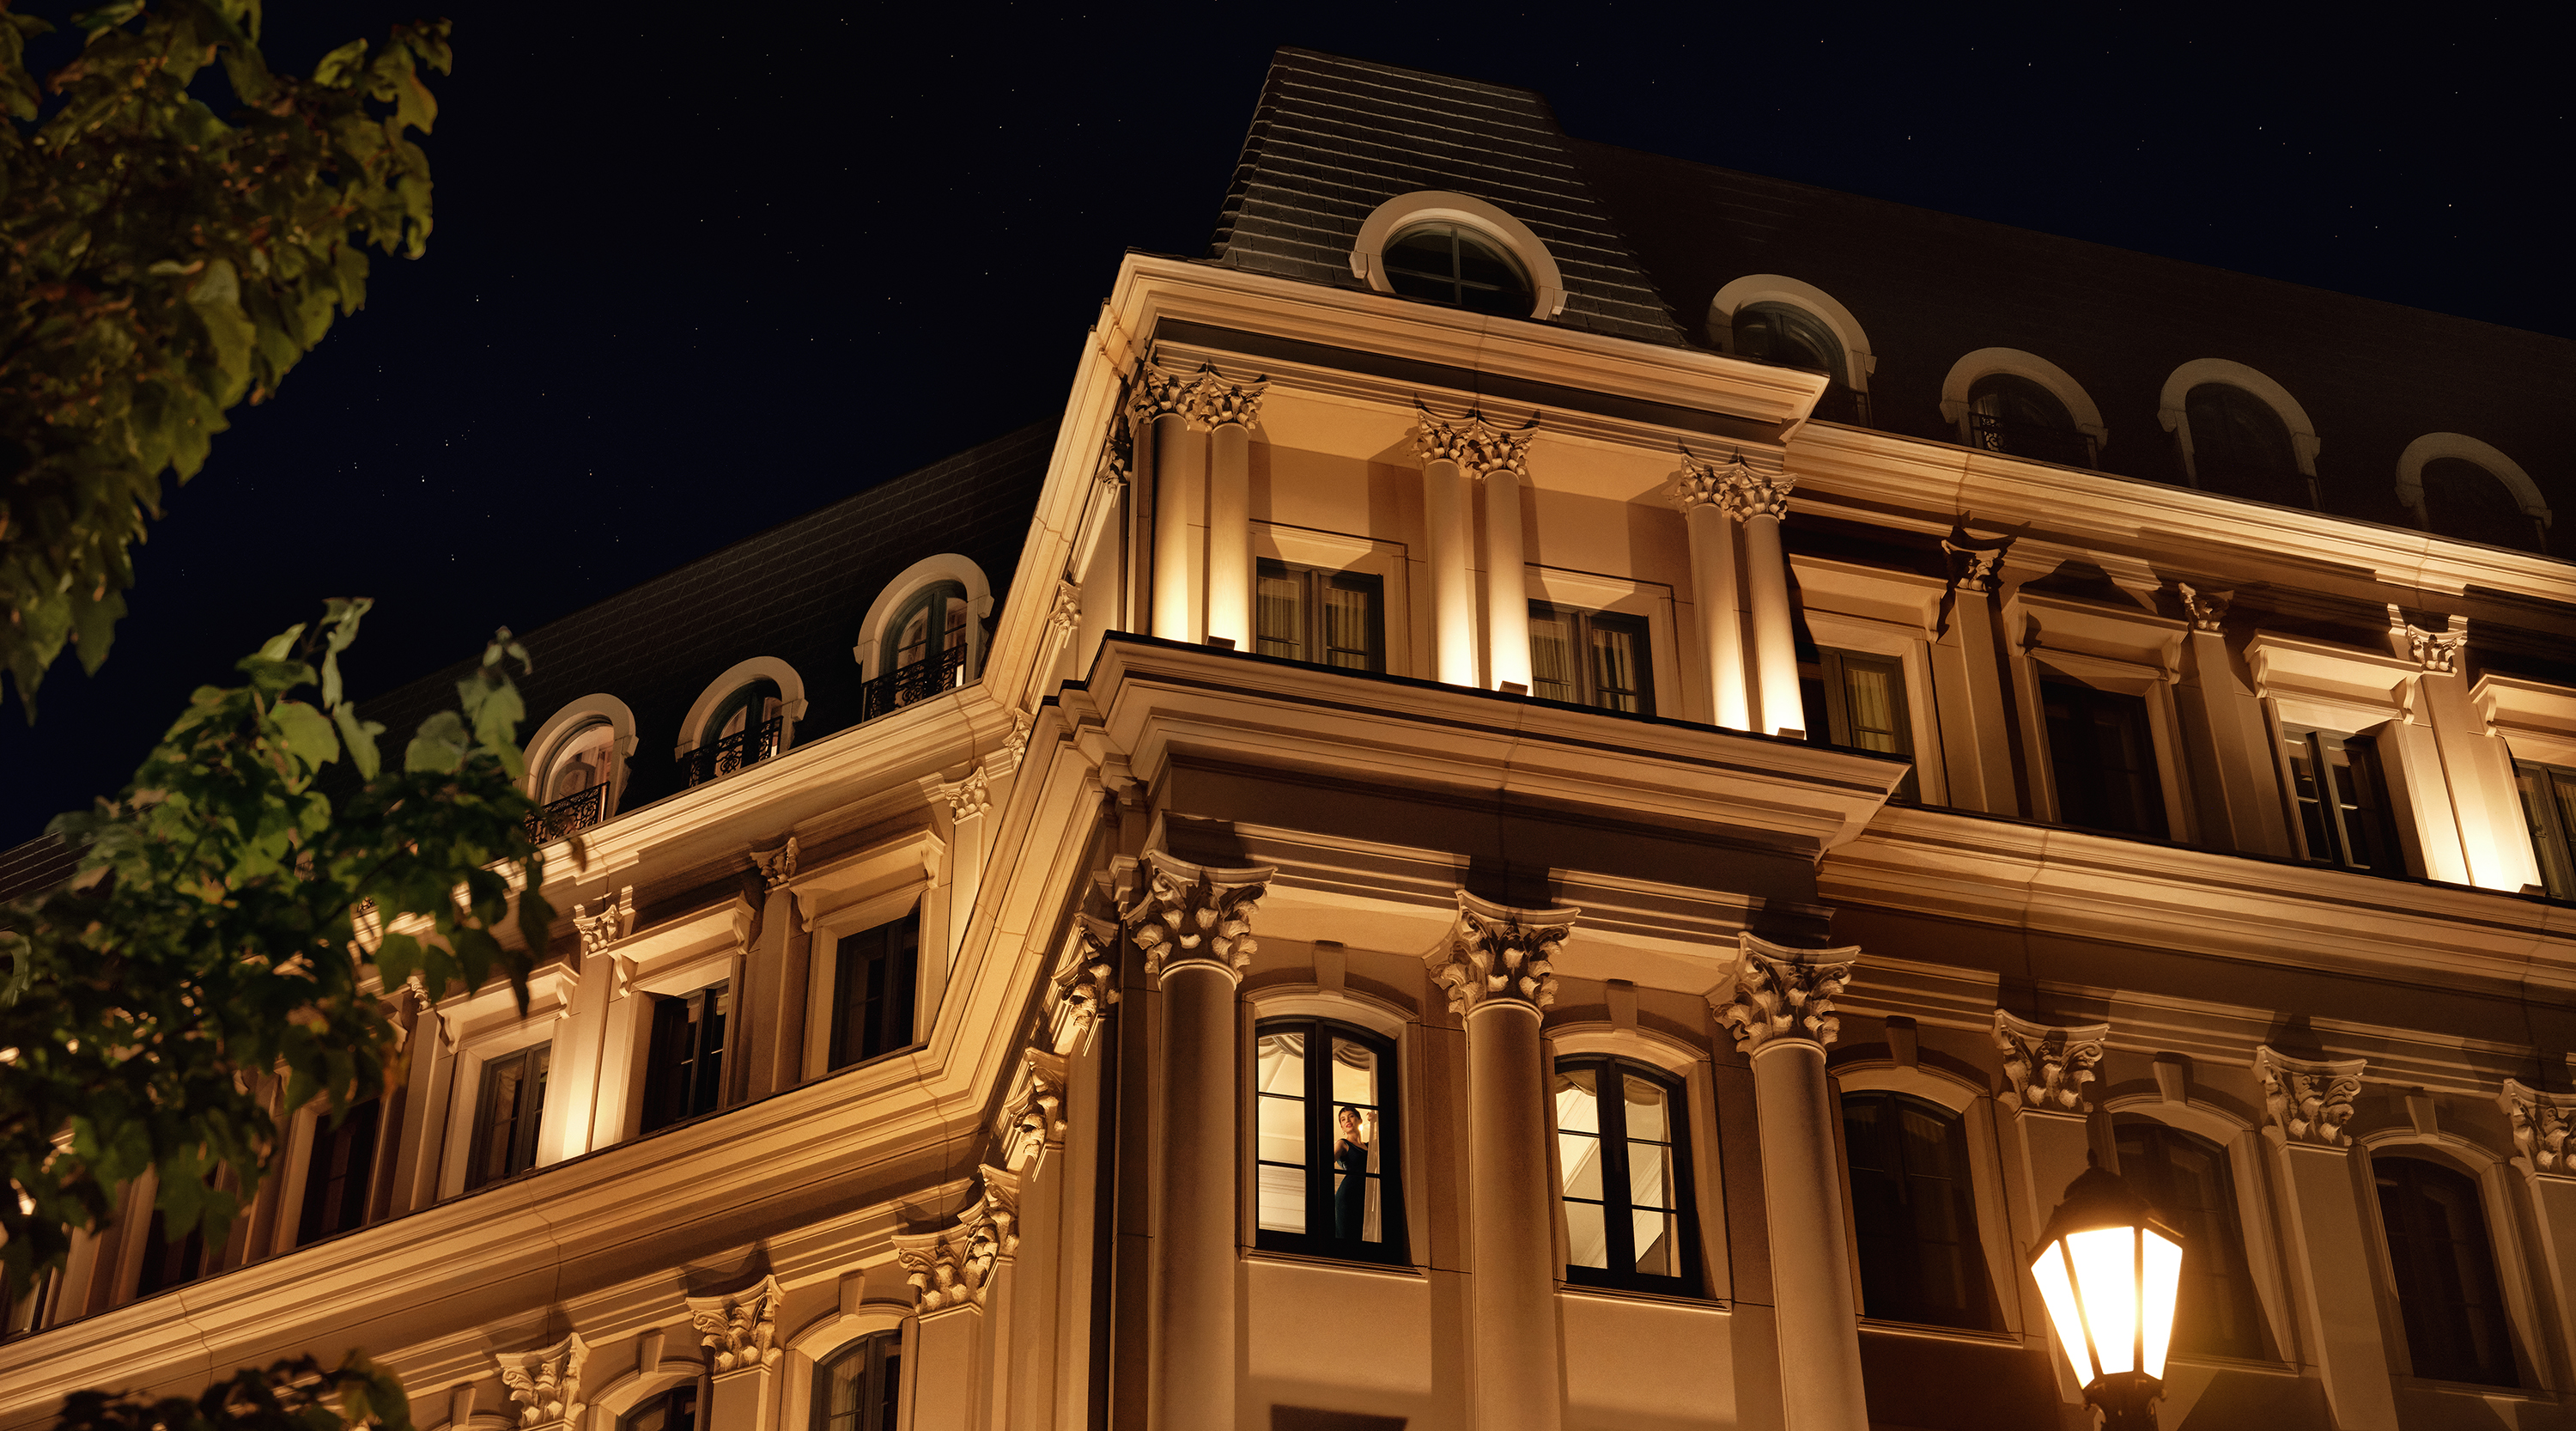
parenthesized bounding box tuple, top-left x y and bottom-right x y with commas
(1855, 1317, 2022, 1348)
(2395, 1374, 2543, 1400)
(1242, 1245, 1422, 1279)
(1555, 1280, 1725, 1313)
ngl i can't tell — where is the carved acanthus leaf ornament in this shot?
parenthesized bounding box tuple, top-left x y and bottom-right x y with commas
(1716, 934, 1858, 1053)
(685, 1274, 782, 1375)
(1427, 892, 1577, 1016)
(896, 1209, 1001, 1312)
(2254, 1045, 2366, 1147)
(1992, 1010, 2110, 1113)
(2503, 1079, 2576, 1177)
(1413, 403, 1537, 480)
(495, 1333, 589, 1429)
(1121, 852, 1269, 979)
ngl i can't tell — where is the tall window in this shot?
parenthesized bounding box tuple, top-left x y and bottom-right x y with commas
(465, 1044, 550, 1191)
(2513, 759, 2576, 899)
(641, 983, 728, 1134)
(2113, 1119, 2264, 1359)
(133, 1207, 206, 1298)
(1529, 603, 1652, 716)
(1800, 647, 1917, 799)
(1735, 303, 1864, 425)
(532, 718, 619, 838)
(1841, 1091, 1993, 1331)
(2041, 678, 2166, 838)
(2184, 384, 2306, 508)
(2282, 728, 2403, 874)
(1552, 1059, 1698, 1294)
(1255, 560, 1384, 671)
(1966, 373, 2092, 468)
(1255, 1018, 1404, 1263)
(2375, 1156, 2516, 1386)
(621, 1386, 700, 1431)
(829, 911, 920, 1072)
(2419, 458, 2545, 554)
(1381, 223, 1532, 317)
(297, 1097, 380, 1245)
(813, 1333, 901, 1431)
(692, 679, 784, 785)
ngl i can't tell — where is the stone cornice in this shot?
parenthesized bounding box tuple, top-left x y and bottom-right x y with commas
(1712, 932, 1859, 1053)
(1121, 850, 1271, 981)
(1427, 890, 1578, 1016)
(1992, 1010, 2110, 1114)
(2254, 1045, 2366, 1148)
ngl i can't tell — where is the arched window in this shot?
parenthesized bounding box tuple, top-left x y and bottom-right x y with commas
(620, 1385, 700, 1431)
(2374, 1155, 2515, 1385)
(1381, 222, 1534, 317)
(812, 1332, 902, 1431)
(1735, 302, 1865, 424)
(2420, 458, 2546, 553)
(1552, 1057, 1699, 1294)
(866, 580, 970, 721)
(1967, 373, 2092, 468)
(531, 717, 619, 838)
(2183, 385, 2306, 507)
(690, 679, 783, 787)
(1840, 1089, 1995, 1330)
(1254, 1017, 1405, 1263)
(2113, 1118, 2264, 1358)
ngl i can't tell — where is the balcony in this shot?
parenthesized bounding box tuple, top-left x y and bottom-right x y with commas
(861, 645, 967, 722)
(684, 716, 782, 788)
(1968, 411, 2095, 468)
(523, 784, 608, 843)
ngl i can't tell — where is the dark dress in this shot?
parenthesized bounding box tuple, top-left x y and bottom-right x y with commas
(1333, 1139, 1368, 1239)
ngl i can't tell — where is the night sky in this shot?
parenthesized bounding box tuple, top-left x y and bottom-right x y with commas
(2, 6, 2566, 843)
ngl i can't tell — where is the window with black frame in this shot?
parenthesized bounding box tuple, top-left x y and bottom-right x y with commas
(1735, 303, 1865, 424)
(691, 679, 783, 785)
(812, 1333, 901, 1431)
(1255, 560, 1384, 671)
(829, 911, 920, 1072)
(1255, 1018, 1404, 1262)
(133, 1206, 205, 1298)
(465, 1043, 550, 1190)
(2376, 1155, 2516, 1385)
(2514, 759, 2576, 899)
(297, 1096, 380, 1245)
(1380, 222, 1533, 317)
(620, 1385, 700, 1431)
(2113, 1118, 2266, 1359)
(1528, 603, 1652, 715)
(2041, 677, 2166, 838)
(2281, 727, 2404, 874)
(1966, 373, 2092, 467)
(1798, 647, 1917, 800)
(2419, 459, 2547, 554)
(2184, 384, 2307, 508)
(1841, 1090, 1995, 1331)
(1552, 1058, 1698, 1294)
(640, 983, 728, 1134)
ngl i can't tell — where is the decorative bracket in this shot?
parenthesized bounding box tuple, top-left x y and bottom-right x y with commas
(2175, 583, 2232, 634)
(753, 836, 799, 891)
(1713, 933, 1859, 1053)
(573, 886, 635, 957)
(1427, 890, 1577, 1016)
(1993, 1010, 2110, 1114)
(2254, 1045, 2366, 1147)
(684, 1274, 782, 1377)
(2387, 606, 2469, 676)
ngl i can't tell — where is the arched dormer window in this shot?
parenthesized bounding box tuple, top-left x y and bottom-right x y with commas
(1710, 277, 1874, 427)
(676, 657, 806, 788)
(854, 555, 993, 722)
(1350, 192, 1566, 322)
(2157, 359, 2319, 508)
(521, 693, 638, 843)
(1940, 348, 2106, 468)
(2397, 435, 2551, 554)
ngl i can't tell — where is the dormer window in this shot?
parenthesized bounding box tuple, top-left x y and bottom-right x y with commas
(1734, 302, 1867, 425)
(1967, 374, 2092, 468)
(2184, 384, 2305, 507)
(866, 580, 969, 720)
(690, 679, 783, 786)
(532, 718, 618, 839)
(1381, 223, 1533, 317)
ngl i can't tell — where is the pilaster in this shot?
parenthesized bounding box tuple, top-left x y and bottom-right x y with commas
(2171, 584, 2293, 856)
(897, 1207, 1000, 1431)
(1136, 362, 1206, 644)
(1418, 406, 1536, 691)
(1722, 460, 1803, 735)
(1934, 532, 2020, 814)
(2504, 1080, 2576, 1391)
(1678, 450, 1751, 730)
(1198, 370, 1266, 652)
(1992, 1011, 2110, 1421)
(2392, 607, 2540, 892)
(495, 1332, 589, 1431)
(2253, 1045, 2398, 1430)
(686, 1275, 781, 1431)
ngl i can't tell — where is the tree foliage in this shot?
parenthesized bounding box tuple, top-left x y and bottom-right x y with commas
(0, 599, 562, 1364)
(55, 1355, 410, 1431)
(0, 0, 450, 709)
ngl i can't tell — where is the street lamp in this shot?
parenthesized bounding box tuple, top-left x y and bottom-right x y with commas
(2029, 1160, 2184, 1431)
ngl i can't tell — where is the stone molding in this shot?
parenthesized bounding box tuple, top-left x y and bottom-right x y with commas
(1714, 933, 1859, 1053)
(2388, 605, 2469, 675)
(1413, 402, 1536, 480)
(2503, 1079, 2575, 1178)
(684, 1273, 782, 1377)
(495, 1331, 588, 1429)
(753, 836, 799, 891)
(1427, 890, 1577, 1017)
(2176, 583, 2232, 634)
(1121, 851, 1270, 981)
(573, 886, 635, 956)
(2254, 1045, 2366, 1148)
(1992, 1009, 2110, 1113)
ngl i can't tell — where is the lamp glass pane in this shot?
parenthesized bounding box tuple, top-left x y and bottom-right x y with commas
(2068, 1226, 2139, 1376)
(2141, 1227, 2184, 1379)
(2032, 1241, 2094, 1384)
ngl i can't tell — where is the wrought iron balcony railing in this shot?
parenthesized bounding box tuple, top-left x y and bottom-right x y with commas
(524, 784, 608, 844)
(1969, 411, 2096, 468)
(684, 716, 783, 788)
(861, 645, 967, 723)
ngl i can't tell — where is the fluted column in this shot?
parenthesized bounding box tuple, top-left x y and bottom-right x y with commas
(686, 1276, 782, 1431)
(1726, 466, 1803, 736)
(1713, 934, 1867, 1431)
(1123, 852, 1270, 1431)
(1138, 365, 1205, 644)
(1415, 415, 1482, 686)
(2504, 1080, 2576, 1388)
(1201, 374, 1267, 651)
(2253, 1046, 2398, 1430)
(1427, 892, 1576, 1431)
(1679, 454, 1750, 729)
(1992, 1011, 2109, 1417)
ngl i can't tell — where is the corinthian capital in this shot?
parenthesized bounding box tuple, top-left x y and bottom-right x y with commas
(1121, 851, 1271, 980)
(684, 1275, 782, 1376)
(495, 1332, 588, 1429)
(1048, 913, 1121, 1051)
(896, 1206, 1001, 1313)
(1427, 891, 1577, 1016)
(2387, 606, 2469, 675)
(1714, 933, 1857, 1053)
(2254, 1045, 2366, 1147)
(1001, 1046, 1068, 1170)
(1675, 447, 1765, 515)
(1413, 403, 1537, 479)
(1992, 1010, 2110, 1114)
(1132, 360, 1201, 423)
(1193, 370, 1267, 428)
(2503, 1079, 2576, 1178)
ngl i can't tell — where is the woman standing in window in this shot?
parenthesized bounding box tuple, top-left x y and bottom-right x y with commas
(1334, 1105, 1376, 1239)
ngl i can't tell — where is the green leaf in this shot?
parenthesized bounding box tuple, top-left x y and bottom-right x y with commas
(313, 36, 367, 86)
(404, 710, 470, 774)
(270, 700, 340, 770)
(332, 702, 384, 780)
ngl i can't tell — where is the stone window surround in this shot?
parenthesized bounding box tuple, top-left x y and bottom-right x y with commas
(2155, 357, 2321, 488)
(851, 552, 995, 685)
(1827, 1060, 2023, 1342)
(522, 692, 641, 813)
(2395, 433, 2551, 533)
(2098, 1093, 2300, 1371)
(674, 655, 810, 764)
(434, 967, 584, 1201)
(1937, 347, 2109, 452)
(1790, 554, 1950, 807)
(589, 898, 756, 1150)
(1523, 563, 1684, 720)
(794, 835, 945, 1085)
(1348, 190, 1568, 321)
(779, 1306, 913, 1431)
(584, 1351, 711, 1431)
(1706, 274, 1877, 396)
(2006, 591, 2196, 843)
(1237, 986, 1424, 1270)
(2246, 632, 2449, 878)
(1249, 521, 1414, 679)
(2476, 673, 2576, 772)
(1542, 1023, 1730, 1301)
(2349, 1129, 2551, 1393)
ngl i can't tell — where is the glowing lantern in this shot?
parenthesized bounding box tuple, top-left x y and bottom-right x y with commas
(2029, 1160, 2184, 1431)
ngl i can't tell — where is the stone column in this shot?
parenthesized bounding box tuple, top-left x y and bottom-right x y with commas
(2503, 1080, 2576, 1388)
(1428, 892, 1578, 1431)
(897, 1208, 1002, 1431)
(1728, 466, 1804, 736)
(1679, 454, 1750, 730)
(495, 1332, 590, 1431)
(1415, 414, 1482, 686)
(1123, 852, 1270, 1431)
(1200, 374, 1267, 651)
(2254, 1046, 2400, 1430)
(2393, 610, 2541, 892)
(1713, 934, 1868, 1431)
(1139, 364, 1206, 644)
(1002, 1050, 1069, 1431)
(687, 1276, 782, 1431)
(1933, 538, 2021, 814)
(1994, 1011, 2111, 1416)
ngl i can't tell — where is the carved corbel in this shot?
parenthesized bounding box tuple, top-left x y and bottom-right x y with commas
(1048, 581, 1083, 637)
(573, 886, 635, 958)
(941, 767, 992, 824)
(752, 836, 799, 891)
(1427, 891, 1577, 1017)
(2175, 583, 2232, 634)
(495, 1332, 589, 1429)
(2502, 1079, 2576, 1178)
(895, 1209, 1000, 1313)
(1003, 1047, 1069, 1167)
(1713, 933, 1858, 1053)
(2387, 605, 2470, 676)
(1992, 1010, 2111, 1114)
(1120, 851, 1270, 981)
(684, 1274, 783, 1376)
(2253, 1045, 2366, 1147)
(1048, 914, 1121, 1053)
(979, 1165, 1022, 1257)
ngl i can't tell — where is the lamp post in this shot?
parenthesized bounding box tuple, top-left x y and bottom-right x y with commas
(2029, 1160, 2185, 1431)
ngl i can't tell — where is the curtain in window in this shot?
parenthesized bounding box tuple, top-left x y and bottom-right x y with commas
(1529, 610, 1577, 703)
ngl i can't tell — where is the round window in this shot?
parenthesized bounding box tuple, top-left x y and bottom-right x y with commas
(1381, 222, 1534, 317)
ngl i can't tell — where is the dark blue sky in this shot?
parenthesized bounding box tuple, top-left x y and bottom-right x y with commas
(3, 5, 2566, 842)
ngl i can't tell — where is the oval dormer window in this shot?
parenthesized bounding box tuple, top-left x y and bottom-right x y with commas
(1381, 222, 1534, 317)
